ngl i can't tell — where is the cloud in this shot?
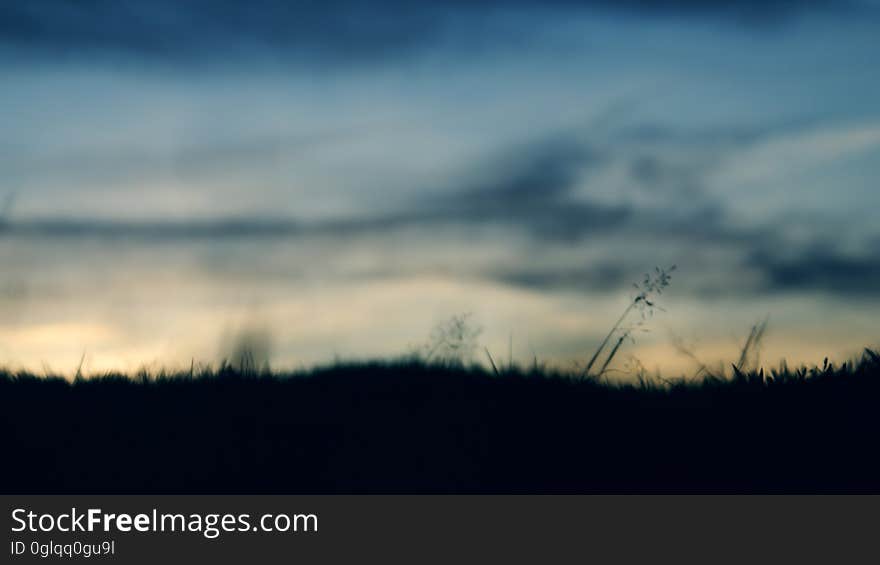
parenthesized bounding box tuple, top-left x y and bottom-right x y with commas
(0, 1, 437, 63)
(0, 130, 628, 241)
(748, 247, 880, 295)
(711, 122, 880, 188)
(0, 0, 855, 65)
(0, 127, 360, 187)
(414, 134, 634, 241)
(3, 118, 878, 301)
(488, 263, 630, 292)
(594, 0, 853, 24)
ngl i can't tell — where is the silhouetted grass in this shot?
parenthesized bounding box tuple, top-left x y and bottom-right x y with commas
(1, 351, 879, 493)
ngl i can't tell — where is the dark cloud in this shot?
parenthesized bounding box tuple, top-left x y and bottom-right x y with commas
(0, 0, 855, 65)
(0, 1, 438, 64)
(478, 238, 880, 298)
(0, 217, 304, 240)
(748, 247, 880, 295)
(464, 137, 592, 201)
(419, 134, 633, 241)
(588, 0, 852, 24)
(489, 264, 630, 292)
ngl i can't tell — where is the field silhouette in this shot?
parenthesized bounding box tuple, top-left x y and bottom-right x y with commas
(2, 350, 879, 493)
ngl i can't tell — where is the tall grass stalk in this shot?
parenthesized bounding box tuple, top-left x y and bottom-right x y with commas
(583, 265, 675, 378)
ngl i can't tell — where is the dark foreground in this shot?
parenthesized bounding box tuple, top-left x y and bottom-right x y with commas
(2, 352, 880, 493)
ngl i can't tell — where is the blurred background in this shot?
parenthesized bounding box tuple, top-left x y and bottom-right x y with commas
(0, 0, 878, 375)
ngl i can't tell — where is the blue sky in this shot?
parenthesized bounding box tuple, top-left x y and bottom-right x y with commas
(1, 1, 879, 374)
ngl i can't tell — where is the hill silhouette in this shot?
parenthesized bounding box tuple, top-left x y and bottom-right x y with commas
(2, 351, 879, 493)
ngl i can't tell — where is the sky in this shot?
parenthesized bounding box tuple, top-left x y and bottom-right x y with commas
(1, 0, 879, 376)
